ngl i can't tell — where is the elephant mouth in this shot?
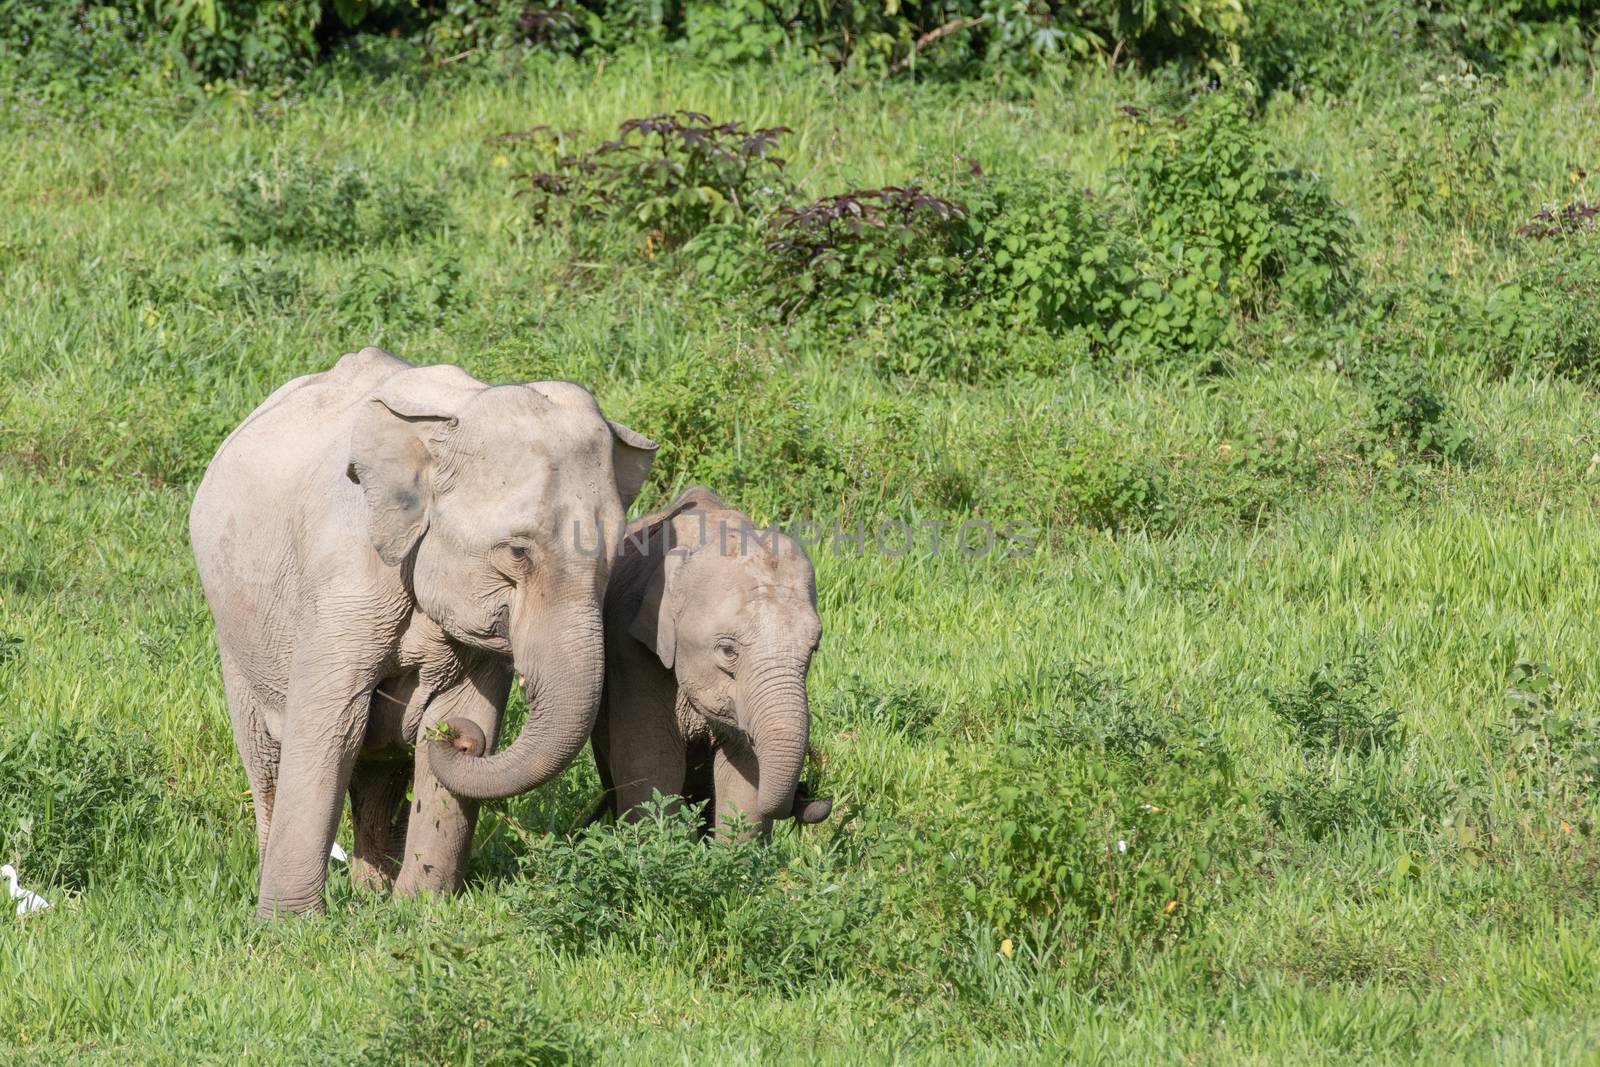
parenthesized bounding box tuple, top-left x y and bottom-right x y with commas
(685, 694, 740, 732)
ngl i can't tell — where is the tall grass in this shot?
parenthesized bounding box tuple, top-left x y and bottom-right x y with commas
(2, 53, 1599, 1064)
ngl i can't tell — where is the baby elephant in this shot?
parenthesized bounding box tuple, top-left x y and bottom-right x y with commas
(593, 487, 832, 837)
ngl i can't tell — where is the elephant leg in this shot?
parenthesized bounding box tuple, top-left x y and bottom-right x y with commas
(257, 655, 377, 918)
(394, 659, 513, 898)
(712, 741, 771, 840)
(348, 760, 411, 892)
(221, 651, 280, 868)
(683, 740, 716, 838)
(608, 719, 687, 823)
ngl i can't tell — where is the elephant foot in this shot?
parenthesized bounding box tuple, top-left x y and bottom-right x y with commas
(350, 857, 396, 893)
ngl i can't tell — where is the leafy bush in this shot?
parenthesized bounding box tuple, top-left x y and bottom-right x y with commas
(508, 797, 778, 951)
(0, 721, 172, 890)
(1118, 81, 1356, 330)
(1354, 348, 1471, 462)
(672, 0, 1250, 77)
(359, 936, 593, 1066)
(1376, 72, 1510, 235)
(822, 675, 944, 738)
(1423, 0, 1597, 68)
(1243, 0, 1436, 95)
(874, 737, 1252, 982)
(333, 248, 468, 329)
(958, 175, 1120, 333)
(1261, 648, 1454, 841)
(1502, 660, 1600, 801)
(617, 341, 846, 517)
(862, 307, 1093, 381)
(144, 0, 326, 81)
(1263, 759, 1454, 842)
(762, 185, 967, 323)
(217, 154, 448, 249)
(1013, 663, 1177, 762)
(1183, 421, 1325, 527)
(510, 112, 793, 248)
(1477, 240, 1600, 378)
(1268, 650, 1404, 757)
(973, 419, 1168, 533)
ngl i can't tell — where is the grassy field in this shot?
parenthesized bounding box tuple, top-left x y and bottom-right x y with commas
(4, 47, 1600, 1065)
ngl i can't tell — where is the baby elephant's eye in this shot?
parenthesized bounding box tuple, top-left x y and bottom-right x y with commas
(507, 545, 528, 562)
(716, 640, 737, 659)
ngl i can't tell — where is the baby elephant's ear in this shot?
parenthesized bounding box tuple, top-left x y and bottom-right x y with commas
(628, 535, 687, 669)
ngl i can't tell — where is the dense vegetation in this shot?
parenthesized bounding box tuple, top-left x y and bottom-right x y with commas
(3, 3, 1600, 1063)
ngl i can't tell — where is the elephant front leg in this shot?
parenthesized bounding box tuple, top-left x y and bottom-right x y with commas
(394, 660, 513, 898)
(258, 679, 374, 918)
(348, 761, 411, 891)
(608, 719, 687, 823)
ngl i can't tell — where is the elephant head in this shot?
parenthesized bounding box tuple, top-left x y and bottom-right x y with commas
(347, 366, 656, 800)
(628, 488, 825, 826)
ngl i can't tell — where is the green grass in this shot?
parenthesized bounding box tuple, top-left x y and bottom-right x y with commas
(3, 51, 1600, 1064)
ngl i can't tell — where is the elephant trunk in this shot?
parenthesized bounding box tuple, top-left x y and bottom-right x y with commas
(427, 600, 604, 802)
(742, 656, 811, 823)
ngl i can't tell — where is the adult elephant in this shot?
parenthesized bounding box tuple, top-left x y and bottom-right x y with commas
(190, 347, 656, 917)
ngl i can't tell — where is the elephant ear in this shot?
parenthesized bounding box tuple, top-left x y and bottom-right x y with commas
(347, 364, 484, 566)
(626, 506, 709, 669)
(607, 419, 657, 513)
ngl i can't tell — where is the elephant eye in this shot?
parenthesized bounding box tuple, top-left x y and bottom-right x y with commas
(508, 545, 528, 562)
(715, 640, 737, 659)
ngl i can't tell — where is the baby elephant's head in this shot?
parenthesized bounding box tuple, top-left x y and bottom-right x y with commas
(630, 488, 826, 825)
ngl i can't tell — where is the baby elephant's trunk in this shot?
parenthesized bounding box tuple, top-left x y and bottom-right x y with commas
(742, 654, 812, 823)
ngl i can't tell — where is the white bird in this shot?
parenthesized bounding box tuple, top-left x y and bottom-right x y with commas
(1, 864, 50, 916)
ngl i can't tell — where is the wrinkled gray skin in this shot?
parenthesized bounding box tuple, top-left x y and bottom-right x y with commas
(190, 348, 656, 917)
(592, 487, 831, 839)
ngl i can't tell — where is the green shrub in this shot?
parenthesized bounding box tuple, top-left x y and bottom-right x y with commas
(863, 307, 1093, 381)
(973, 420, 1168, 533)
(1263, 759, 1455, 842)
(1243, 0, 1437, 95)
(1268, 649, 1404, 757)
(1012, 663, 1176, 761)
(822, 674, 943, 738)
(217, 154, 447, 250)
(1424, 0, 1597, 68)
(1261, 648, 1456, 841)
(1182, 421, 1326, 527)
(959, 176, 1120, 333)
(332, 248, 468, 329)
(0, 721, 171, 890)
(1478, 239, 1600, 377)
(359, 936, 593, 1066)
(510, 113, 793, 249)
(142, 0, 325, 81)
(761, 185, 968, 324)
(508, 797, 779, 950)
(1376, 72, 1511, 236)
(1118, 80, 1356, 331)
(874, 737, 1252, 982)
(616, 342, 846, 517)
(1354, 348, 1471, 462)
(1502, 660, 1600, 801)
